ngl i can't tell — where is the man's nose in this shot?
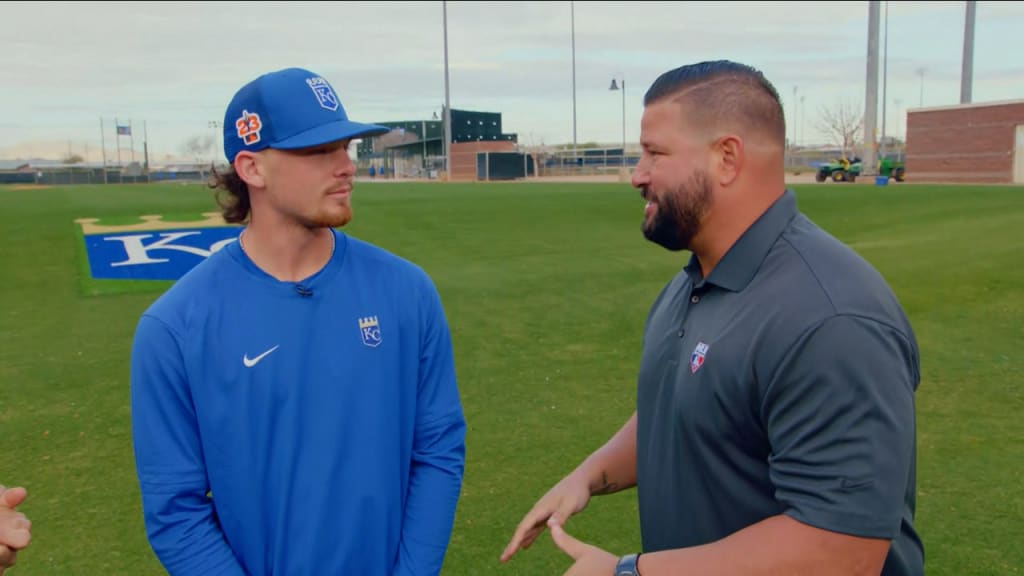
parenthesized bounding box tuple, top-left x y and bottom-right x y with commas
(334, 148, 354, 176)
(631, 160, 650, 189)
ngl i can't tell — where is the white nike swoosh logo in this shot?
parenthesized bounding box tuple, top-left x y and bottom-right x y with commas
(243, 345, 279, 368)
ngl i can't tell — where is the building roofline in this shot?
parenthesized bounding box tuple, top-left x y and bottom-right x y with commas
(381, 137, 444, 150)
(908, 98, 1024, 114)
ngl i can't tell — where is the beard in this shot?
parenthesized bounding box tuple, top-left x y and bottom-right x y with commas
(306, 200, 353, 229)
(311, 209, 351, 229)
(642, 170, 712, 252)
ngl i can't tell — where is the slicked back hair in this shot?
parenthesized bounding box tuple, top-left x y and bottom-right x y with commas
(644, 60, 786, 146)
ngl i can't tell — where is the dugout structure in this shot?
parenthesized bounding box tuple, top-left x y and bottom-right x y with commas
(357, 109, 518, 180)
(476, 151, 536, 181)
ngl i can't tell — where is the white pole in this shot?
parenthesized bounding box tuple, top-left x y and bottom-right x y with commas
(961, 0, 976, 104)
(99, 117, 108, 184)
(862, 1, 881, 175)
(443, 1, 452, 180)
(571, 0, 577, 160)
(881, 0, 888, 158)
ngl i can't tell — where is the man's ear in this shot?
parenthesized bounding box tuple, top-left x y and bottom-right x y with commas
(713, 134, 744, 187)
(234, 151, 264, 189)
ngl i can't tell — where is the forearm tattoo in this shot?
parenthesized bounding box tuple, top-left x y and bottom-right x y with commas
(593, 471, 619, 495)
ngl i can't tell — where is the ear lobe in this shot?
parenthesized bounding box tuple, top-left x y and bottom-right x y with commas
(234, 152, 265, 188)
(715, 135, 743, 187)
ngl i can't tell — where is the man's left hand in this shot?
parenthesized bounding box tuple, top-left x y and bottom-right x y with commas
(547, 516, 618, 576)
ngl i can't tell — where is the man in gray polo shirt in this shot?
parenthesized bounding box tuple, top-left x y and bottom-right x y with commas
(501, 60, 923, 575)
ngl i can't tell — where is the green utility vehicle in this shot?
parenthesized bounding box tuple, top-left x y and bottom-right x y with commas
(815, 156, 905, 183)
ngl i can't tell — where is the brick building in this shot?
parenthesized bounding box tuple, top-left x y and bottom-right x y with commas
(905, 99, 1024, 184)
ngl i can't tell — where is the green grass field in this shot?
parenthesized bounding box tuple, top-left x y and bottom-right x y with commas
(1, 180, 1021, 575)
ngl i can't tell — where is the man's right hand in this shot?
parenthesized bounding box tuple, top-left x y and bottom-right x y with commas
(500, 472, 593, 563)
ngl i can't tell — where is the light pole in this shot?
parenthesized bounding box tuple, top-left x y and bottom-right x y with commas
(208, 120, 222, 166)
(881, 0, 889, 158)
(961, 0, 976, 104)
(894, 98, 904, 151)
(916, 67, 927, 107)
(443, 1, 452, 180)
(792, 85, 798, 150)
(571, 1, 578, 162)
(609, 75, 625, 167)
(800, 94, 806, 147)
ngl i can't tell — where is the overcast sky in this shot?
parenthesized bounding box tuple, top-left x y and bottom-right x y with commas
(2, 1, 1022, 161)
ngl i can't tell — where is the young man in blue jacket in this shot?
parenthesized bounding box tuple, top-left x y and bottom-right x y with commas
(130, 67, 466, 575)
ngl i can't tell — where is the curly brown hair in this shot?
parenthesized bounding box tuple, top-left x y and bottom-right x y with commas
(209, 163, 251, 224)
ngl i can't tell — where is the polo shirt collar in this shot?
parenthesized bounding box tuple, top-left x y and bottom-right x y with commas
(684, 188, 798, 292)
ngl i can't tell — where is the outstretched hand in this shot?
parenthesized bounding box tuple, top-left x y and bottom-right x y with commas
(0, 488, 26, 512)
(0, 485, 32, 574)
(500, 474, 592, 563)
(547, 516, 618, 576)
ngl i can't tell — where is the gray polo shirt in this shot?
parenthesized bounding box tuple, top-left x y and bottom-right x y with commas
(635, 189, 923, 575)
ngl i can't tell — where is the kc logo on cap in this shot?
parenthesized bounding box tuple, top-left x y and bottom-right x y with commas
(306, 77, 339, 111)
(222, 67, 391, 163)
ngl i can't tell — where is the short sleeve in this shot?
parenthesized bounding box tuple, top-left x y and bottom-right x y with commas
(763, 314, 919, 539)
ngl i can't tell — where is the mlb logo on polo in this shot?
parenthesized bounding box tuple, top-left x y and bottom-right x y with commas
(690, 341, 709, 374)
(358, 316, 382, 348)
(306, 76, 339, 111)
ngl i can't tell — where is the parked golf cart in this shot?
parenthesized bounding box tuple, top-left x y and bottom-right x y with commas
(815, 156, 862, 183)
(815, 155, 905, 183)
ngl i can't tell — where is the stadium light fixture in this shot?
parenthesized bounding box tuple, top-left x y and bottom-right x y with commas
(609, 76, 625, 166)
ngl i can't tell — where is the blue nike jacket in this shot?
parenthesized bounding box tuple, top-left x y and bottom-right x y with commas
(130, 229, 466, 575)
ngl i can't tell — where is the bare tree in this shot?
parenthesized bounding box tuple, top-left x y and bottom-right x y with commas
(818, 101, 863, 159)
(180, 134, 216, 163)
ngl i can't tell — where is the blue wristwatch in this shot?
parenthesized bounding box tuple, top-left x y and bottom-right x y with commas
(615, 552, 641, 576)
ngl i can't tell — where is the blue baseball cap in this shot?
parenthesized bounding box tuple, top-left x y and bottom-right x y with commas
(223, 67, 390, 163)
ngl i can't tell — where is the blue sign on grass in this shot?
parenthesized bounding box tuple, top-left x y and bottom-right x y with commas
(83, 226, 241, 281)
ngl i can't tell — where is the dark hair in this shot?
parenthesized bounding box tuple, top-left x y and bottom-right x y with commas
(209, 163, 251, 224)
(644, 60, 786, 145)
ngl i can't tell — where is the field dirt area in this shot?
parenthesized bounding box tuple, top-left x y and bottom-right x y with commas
(2, 184, 52, 191)
(784, 172, 820, 184)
